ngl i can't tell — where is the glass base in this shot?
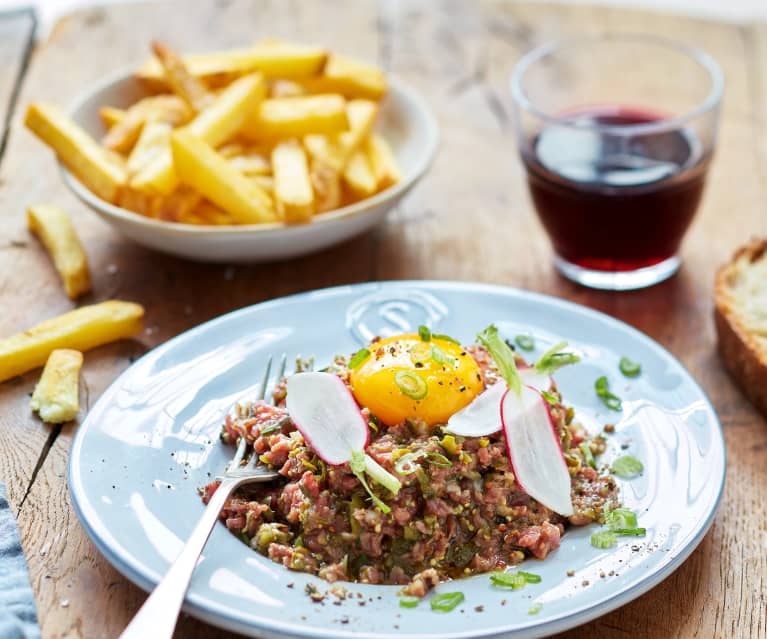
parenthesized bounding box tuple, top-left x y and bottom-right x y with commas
(554, 255, 681, 290)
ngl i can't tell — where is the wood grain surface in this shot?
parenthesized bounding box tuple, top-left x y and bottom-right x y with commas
(0, 2, 765, 638)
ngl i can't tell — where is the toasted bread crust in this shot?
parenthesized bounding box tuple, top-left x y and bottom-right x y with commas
(714, 238, 767, 416)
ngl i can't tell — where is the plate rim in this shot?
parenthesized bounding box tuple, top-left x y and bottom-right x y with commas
(68, 280, 727, 639)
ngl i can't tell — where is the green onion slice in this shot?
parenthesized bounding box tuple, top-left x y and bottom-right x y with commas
(409, 342, 433, 365)
(613, 527, 647, 537)
(425, 452, 452, 467)
(260, 423, 281, 436)
(528, 603, 543, 615)
(418, 325, 431, 341)
(540, 390, 558, 406)
(430, 591, 464, 612)
(515, 334, 535, 351)
(399, 596, 419, 608)
(477, 325, 521, 396)
(534, 341, 581, 375)
(518, 571, 542, 584)
(490, 572, 527, 589)
(394, 450, 426, 474)
(431, 344, 456, 367)
(394, 371, 428, 400)
(590, 531, 617, 549)
(432, 333, 460, 345)
(605, 507, 638, 530)
(349, 348, 370, 369)
(611, 455, 644, 478)
(594, 376, 622, 411)
(619, 356, 641, 377)
(349, 450, 391, 514)
(579, 442, 596, 469)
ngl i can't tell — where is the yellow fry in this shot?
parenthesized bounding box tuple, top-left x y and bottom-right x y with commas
(342, 149, 376, 198)
(100, 106, 127, 128)
(241, 94, 348, 140)
(25, 102, 126, 203)
(102, 95, 191, 153)
(0, 301, 144, 383)
(304, 54, 387, 100)
(126, 120, 172, 176)
(269, 79, 306, 98)
(228, 151, 270, 176)
(365, 134, 401, 191)
(130, 73, 266, 196)
(27, 204, 91, 300)
(136, 42, 327, 88)
(171, 129, 276, 224)
(310, 161, 342, 213)
(30, 349, 83, 423)
(271, 140, 314, 223)
(151, 41, 212, 113)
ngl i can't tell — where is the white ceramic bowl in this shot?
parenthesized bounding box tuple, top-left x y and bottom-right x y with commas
(62, 69, 439, 262)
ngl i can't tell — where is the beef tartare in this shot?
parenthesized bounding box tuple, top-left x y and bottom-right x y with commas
(201, 327, 619, 596)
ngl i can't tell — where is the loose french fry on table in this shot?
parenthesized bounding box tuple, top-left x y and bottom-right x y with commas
(310, 160, 342, 212)
(271, 140, 314, 223)
(303, 54, 387, 100)
(25, 103, 126, 203)
(102, 95, 191, 153)
(241, 94, 349, 140)
(151, 41, 212, 112)
(99, 106, 126, 128)
(135, 41, 328, 88)
(126, 120, 172, 176)
(365, 133, 401, 191)
(303, 99, 379, 171)
(130, 72, 266, 196)
(27, 204, 91, 300)
(0, 301, 144, 383)
(343, 148, 377, 199)
(171, 129, 276, 224)
(30, 349, 83, 424)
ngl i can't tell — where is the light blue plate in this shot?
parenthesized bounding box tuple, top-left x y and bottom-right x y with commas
(68, 281, 725, 639)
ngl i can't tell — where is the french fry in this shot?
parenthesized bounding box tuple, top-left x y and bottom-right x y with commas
(310, 160, 342, 213)
(304, 54, 387, 100)
(126, 120, 172, 176)
(159, 187, 202, 222)
(241, 94, 348, 140)
(271, 140, 314, 223)
(103, 95, 191, 153)
(303, 99, 378, 171)
(171, 129, 276, 224)
(130, 72, 266, 195)
(177, 200, 237, 225)
(27, 204, 92, 300)
(136, 42, 328, 88)
(99, 106, 126, 129)
(151, 41, 212, 112)
(30, 349, 83, 423)
(342, 148, 376, 198)
(269, 79, 306, 98)
(25, 102, 126, 203)
(0, 301, 144, 383)
(253, 175, 274, 193)
(365, 133, 401, 190)
(228, 149, 270, 176)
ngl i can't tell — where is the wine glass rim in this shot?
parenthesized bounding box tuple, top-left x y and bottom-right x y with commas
(509, 33, 724, 135)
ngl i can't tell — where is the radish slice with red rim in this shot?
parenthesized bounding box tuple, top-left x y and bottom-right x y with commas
(501, 385, 573, 517)
(445, 380, 507, 436)
(286, 372, 401, 512)
(519, 367, 552, 393)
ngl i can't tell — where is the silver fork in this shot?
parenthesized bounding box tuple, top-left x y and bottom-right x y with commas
(120, 354, 287, 639)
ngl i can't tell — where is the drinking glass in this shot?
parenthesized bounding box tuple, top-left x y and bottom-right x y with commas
(510, 34, 723, 290)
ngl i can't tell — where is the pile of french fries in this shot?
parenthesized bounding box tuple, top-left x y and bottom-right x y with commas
(25, 40, 402, 226)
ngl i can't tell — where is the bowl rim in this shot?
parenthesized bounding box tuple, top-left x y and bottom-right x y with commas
(62, 66, 439, 237)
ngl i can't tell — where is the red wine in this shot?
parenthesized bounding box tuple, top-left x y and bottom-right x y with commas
(523, 106, 711, 272)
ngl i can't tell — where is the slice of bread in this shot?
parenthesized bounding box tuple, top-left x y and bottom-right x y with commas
(714, 238, 767, 416)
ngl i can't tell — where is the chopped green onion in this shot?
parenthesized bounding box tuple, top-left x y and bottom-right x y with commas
(259, 422, 282, 436)
(528, 603, 543, 615)
(418, 325, 431, 341)
(477, 325, 521, 396)
(394, 450, 426, 474)
(409, 342, 433, 365)
(399, 596, 420, 608)
(612, 455, 644, 478)
(534, 341, 580, 375)
(579, 442, 596, 469)
(349, 450, 400, 514)
(612, 527, 647, 537)
(540, 390, 558, 406)
(590, 531, 617, 549)
(619, 356, 641, 377)
(349, 348, 370, 369)
(490, 572, 527, 589)
(515, 334, 535, 351)
(394, 370, 428, 400)
(605, 508, 638, 530)
(433, 333, 460, 345)
(425, 452, 452, 467)
(431, 344, 456, 367)
(518, 571, 542, 584)
(594, 376, 622, 411)
(430, 591, 464, 612)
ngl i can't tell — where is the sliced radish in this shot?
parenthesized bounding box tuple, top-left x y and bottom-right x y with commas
(286, 372, 401, 512)
(445, 380, 507, 436)
(519, 367, 553, 393)
(501, 385, 573, 517)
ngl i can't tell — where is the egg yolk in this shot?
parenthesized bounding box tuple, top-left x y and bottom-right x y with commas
(349, 334, 483, 427)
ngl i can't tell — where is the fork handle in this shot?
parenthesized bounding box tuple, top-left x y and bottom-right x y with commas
(119, 477, 240, 639)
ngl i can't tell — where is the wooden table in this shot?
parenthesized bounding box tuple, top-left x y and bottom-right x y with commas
(1, 2, 765, 637)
